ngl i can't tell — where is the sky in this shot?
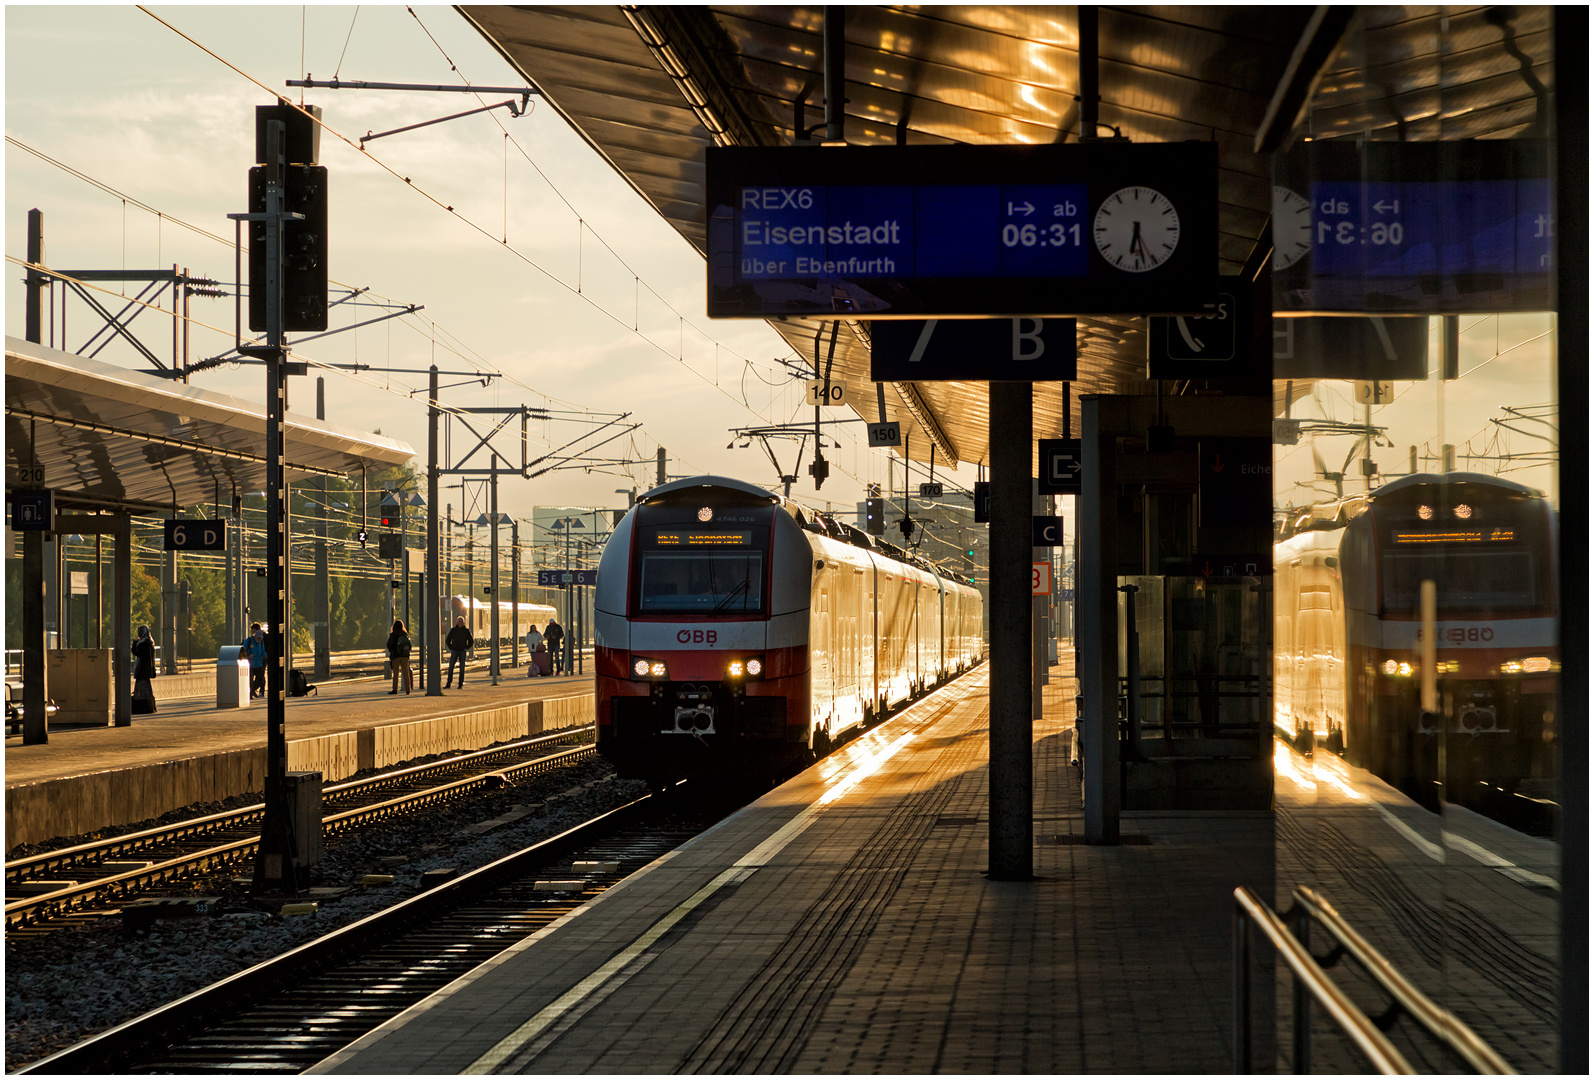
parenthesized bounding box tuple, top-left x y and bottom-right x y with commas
(4, 5, 1563, 547)
(3, 3, 909, 535)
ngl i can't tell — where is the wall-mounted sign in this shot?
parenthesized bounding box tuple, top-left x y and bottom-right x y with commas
(11, 489, 53, 532)
(707, 142, 1218, 317)
(871, 318, 1076, 381)
(1038, 439, 1084, 496)
(1272, 140, 1551, 314)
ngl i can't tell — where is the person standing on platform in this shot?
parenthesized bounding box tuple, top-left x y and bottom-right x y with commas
(444, 615, 474, 689)
(387, 619, 413, 695)
(543, 617, 564, 675)
(524, 623, 544, 677)
(243, 623, 266, 700)
(131, 625, 158, 714)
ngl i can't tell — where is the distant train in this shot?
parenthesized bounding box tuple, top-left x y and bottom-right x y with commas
(593, 475, 984, 784)
(1274, 472, 1558, 804)
(445, 595, 558, 646)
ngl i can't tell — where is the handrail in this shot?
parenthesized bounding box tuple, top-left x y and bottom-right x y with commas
(1293, 887, 1515, 1075)
(1233, 885, 1413, 1074)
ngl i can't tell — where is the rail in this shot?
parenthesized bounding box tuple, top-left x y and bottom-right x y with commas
(1233, 885, 1515, 1074)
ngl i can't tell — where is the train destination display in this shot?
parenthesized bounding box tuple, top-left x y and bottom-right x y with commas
(1272, 139, 1552, 314)
(707, 142, 1217, 318)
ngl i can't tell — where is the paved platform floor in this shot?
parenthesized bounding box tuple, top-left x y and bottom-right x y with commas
(313, 664, 1279, 1075)
(4, 669, 591, 791)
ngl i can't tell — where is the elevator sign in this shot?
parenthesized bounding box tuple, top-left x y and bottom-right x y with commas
(707, 142, 1218, 317)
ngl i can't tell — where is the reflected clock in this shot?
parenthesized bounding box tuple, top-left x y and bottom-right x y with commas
(1093, 185, 1180, 272)
(1272, 185, 1313, 269)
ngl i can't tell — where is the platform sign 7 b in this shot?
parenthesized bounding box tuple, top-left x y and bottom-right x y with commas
(164, 518, 227, 551)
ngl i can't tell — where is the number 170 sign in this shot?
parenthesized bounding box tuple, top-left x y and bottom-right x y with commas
(1031, 561, 1052, 596)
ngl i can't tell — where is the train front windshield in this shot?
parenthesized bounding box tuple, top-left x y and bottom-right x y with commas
(633, 516, 770, 615)
(1382, 549, 1540, 612)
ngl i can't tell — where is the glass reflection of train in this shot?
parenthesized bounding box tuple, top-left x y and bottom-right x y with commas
(445, 596, 558, 646)
(593, 476, 984, 785)
(1274, 472, 1558, 805)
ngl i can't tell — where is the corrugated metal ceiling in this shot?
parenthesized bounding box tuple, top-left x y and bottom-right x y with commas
(459, 5, 1548, 467)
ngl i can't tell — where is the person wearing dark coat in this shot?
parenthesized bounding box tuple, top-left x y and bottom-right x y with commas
(131, 625, 158, 714)
(387, 619, 413, 694)
(444, 616, 474, 688)
(543, 618, 564, 675)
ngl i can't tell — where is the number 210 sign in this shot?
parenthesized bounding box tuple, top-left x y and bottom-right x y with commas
(1031, 561, 1052, 596)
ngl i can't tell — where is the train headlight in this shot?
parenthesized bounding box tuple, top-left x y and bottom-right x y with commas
(1453, 503, 1473, 520)
(726, 656, 764, 680)
(1501, 656, 1556, 675)
(1382, 660, 1398, 676)
(631, 657, 668, 680)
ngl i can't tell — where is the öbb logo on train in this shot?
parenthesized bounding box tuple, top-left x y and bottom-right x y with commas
(677, 629, 718, 645)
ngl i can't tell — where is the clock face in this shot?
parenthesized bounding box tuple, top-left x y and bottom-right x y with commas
(1272, 185, 1313, 269)
(1093, 186, 1180, 272)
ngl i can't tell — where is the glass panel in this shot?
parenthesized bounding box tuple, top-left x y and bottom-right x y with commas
(1272, 7, 1560, 1072)
(637, 552, 764, 614)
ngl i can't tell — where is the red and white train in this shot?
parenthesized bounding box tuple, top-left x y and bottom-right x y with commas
(594, 476, 984, 783)
(1274, 472, 1558, 802)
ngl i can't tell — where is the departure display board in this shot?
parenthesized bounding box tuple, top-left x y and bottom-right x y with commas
(1272, 140, 1552, 314)
(707, 142, 1218, 318)
(651, 530, 754, 547)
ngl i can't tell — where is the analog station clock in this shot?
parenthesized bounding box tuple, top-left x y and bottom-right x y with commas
(1272, 185, 1312, 269)
(1093, 185, 1181, 272)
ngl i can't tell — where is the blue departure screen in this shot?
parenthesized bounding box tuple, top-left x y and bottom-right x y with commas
(736, 183, 1089, 281)
(1310, 179, 1552, 279)
(707, 142, 1219, 318)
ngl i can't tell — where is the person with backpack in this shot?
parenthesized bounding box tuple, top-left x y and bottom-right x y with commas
(543, 617, 564, 675)
(387, 619, 413, 695)
(444, 615, 474, 688)
(243, 623, 267, 699)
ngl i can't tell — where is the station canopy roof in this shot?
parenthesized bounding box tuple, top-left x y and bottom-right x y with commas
(5, 336, 416, 515)
(460, 4, 1552, 467)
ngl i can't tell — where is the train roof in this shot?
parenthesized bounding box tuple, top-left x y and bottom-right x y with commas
(1371, 471, 1543, 500)
(638, 475, 779, 504)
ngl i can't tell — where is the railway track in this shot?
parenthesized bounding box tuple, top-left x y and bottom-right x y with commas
(17, 784, 750, 1074)
(5, 728, 597, 934)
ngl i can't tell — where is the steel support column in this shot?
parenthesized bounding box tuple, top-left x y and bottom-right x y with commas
(1080, 394, 1120, 843)
(988, 380, 1032, 880)
(313, 378, 331, 681)
(426, 365, 443, 696)
(113, 514, 131, 727)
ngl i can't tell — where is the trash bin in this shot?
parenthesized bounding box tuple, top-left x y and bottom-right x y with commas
(217, 645, 251, 708)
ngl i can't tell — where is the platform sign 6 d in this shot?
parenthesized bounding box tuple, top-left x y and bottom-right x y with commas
(164, 518, 227, 551)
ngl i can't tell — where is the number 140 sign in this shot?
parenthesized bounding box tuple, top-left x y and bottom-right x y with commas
(1031, 561, 1052, 596)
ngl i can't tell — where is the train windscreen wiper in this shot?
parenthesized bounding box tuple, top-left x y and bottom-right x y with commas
(713, 578, 751, 613)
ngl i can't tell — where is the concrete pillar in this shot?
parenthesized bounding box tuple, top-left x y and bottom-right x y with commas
(1080, 395, 1120, 843)
(988, 380, 1033, 879)
(21, 530, 48, 744)
(313, 378, 331, 681)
